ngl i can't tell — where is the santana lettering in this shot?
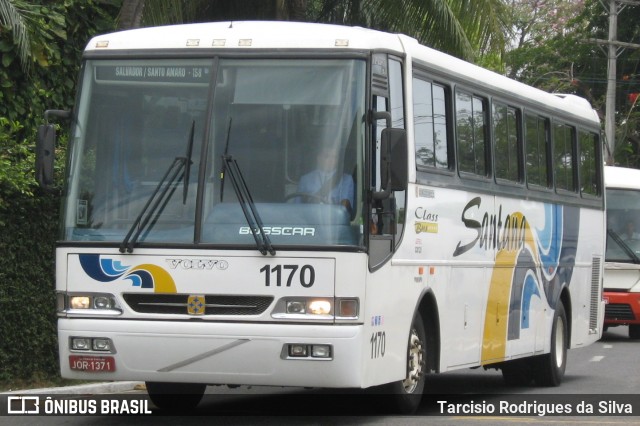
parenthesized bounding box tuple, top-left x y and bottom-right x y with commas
(453, 197, 527, 257)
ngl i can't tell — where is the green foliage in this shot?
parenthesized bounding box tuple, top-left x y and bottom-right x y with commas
(0, 118, 34, 205)
(0, 0, 118, 384)
(504, 0, 640, 166)
(0, 191, 59, 383)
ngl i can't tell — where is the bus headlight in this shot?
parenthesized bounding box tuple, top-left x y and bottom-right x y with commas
(286, 300, 307, 314)
(283, 298, 332, 316)
(70, 296, 91, 309)
(274, 297, 359, 321)
(59, 292, 122, 317)
(308, 300, 331, 315)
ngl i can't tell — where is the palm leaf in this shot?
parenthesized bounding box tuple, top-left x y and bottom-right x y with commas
(0, 0, 31, 72)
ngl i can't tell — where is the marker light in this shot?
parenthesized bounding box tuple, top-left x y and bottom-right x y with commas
(338, 299, 359, 317)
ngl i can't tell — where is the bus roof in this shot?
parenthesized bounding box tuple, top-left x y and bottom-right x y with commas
(86, 21, 600, 125)
(86, 20, 405, 52)
(605, 166, 640, 190)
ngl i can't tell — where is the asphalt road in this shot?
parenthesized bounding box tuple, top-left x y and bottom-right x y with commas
(2, 325, 639, 424)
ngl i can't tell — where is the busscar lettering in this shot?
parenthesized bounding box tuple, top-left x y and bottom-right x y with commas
(239, 226, 315, 236)
(453, 197, 527, 257)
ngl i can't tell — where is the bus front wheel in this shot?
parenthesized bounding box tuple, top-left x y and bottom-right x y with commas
(145, 382, 206, 411)
(534, 302, 567, 386)
(379, 312, 427, 414)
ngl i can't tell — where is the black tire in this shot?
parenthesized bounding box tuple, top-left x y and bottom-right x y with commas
(534, 302, 568, 386)
(378, 313, 427, 414)
(145, 382, 206, 411)
(629, 324, 640, 339)
(501, 359, 534, 386)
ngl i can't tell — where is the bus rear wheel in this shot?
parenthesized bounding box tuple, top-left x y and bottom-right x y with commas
(380, 312, 427, 414)
(145, 382, 206, 411)
(534, 302, 567, 386)
(629, 324, 640, 339)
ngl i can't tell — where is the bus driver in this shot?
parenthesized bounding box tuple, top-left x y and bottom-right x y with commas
(296, 145, 354, 214)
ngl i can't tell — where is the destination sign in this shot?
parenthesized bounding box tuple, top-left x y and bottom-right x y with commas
(95, 65, 210, 83)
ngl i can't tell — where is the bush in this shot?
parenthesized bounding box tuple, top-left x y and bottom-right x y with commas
(0, 0, 118, 385)
(0, 190, 59, 383)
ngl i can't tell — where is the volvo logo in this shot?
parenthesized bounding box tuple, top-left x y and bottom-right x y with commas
(166, 259, 229, 270)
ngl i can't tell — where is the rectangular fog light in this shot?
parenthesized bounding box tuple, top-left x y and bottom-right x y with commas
(71, 337, 91, 351)
(92, 338, 112, 351)
(311, 345, 331, 358)
(288, 344, 308, 357)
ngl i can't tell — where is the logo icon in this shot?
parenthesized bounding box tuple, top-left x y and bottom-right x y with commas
(79, 254, 177, 293)
(187, 295, 205, 315)
(7, 396, 40, 414)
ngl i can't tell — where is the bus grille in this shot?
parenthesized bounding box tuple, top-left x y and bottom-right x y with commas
(604, 303, 635, 321)
(589, 256, 601, 330)
(123, 293, 274, 316)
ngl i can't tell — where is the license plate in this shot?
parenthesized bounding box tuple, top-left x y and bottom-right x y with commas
(69, 355, 116, 372)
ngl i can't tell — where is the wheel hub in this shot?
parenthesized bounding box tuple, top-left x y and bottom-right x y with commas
(402, 327, 424, 393)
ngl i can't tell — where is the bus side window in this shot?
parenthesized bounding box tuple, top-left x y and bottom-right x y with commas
(525, 114, 551, 188)
(369, 58, 406, 270)
(579, 130, 600, 196)
(553, 122, 576, 192)
(371, 59, 405, 239)
(413, 75, 450, 170)
(493, 103, 521, 183)
(456, 91, 489, 177)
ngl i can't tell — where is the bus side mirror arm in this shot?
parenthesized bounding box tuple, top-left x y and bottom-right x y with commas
(36, 109, 70, 189)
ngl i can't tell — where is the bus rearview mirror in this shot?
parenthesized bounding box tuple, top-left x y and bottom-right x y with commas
(381, 128, 408, 192)
(36, 124, 56, 188)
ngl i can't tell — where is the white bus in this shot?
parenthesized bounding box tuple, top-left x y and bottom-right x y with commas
(37, 21, 605, 413)
(604, 166, 640, 339)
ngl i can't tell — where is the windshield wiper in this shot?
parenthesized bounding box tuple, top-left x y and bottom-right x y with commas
(119, 121, 195, 253)
(183, 120, 195, 203)
(221, 154, 275, 256)
(219, 118, 275, 256)
(607, 228, 640, 264)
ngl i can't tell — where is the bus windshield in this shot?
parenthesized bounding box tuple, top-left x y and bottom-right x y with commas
(62, 57, 366, 249)
(606, 188, 640, 263)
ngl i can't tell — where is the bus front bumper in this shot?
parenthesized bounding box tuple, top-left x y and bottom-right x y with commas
(58, 319, 364, 388)
(603, 291, 640, 325)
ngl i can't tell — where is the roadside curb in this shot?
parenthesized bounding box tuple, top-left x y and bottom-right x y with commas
(2, 381, 145, 395)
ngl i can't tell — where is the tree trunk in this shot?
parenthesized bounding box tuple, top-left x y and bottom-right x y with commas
(118, 0, 145, 30)
(287, 0, 308, 21)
